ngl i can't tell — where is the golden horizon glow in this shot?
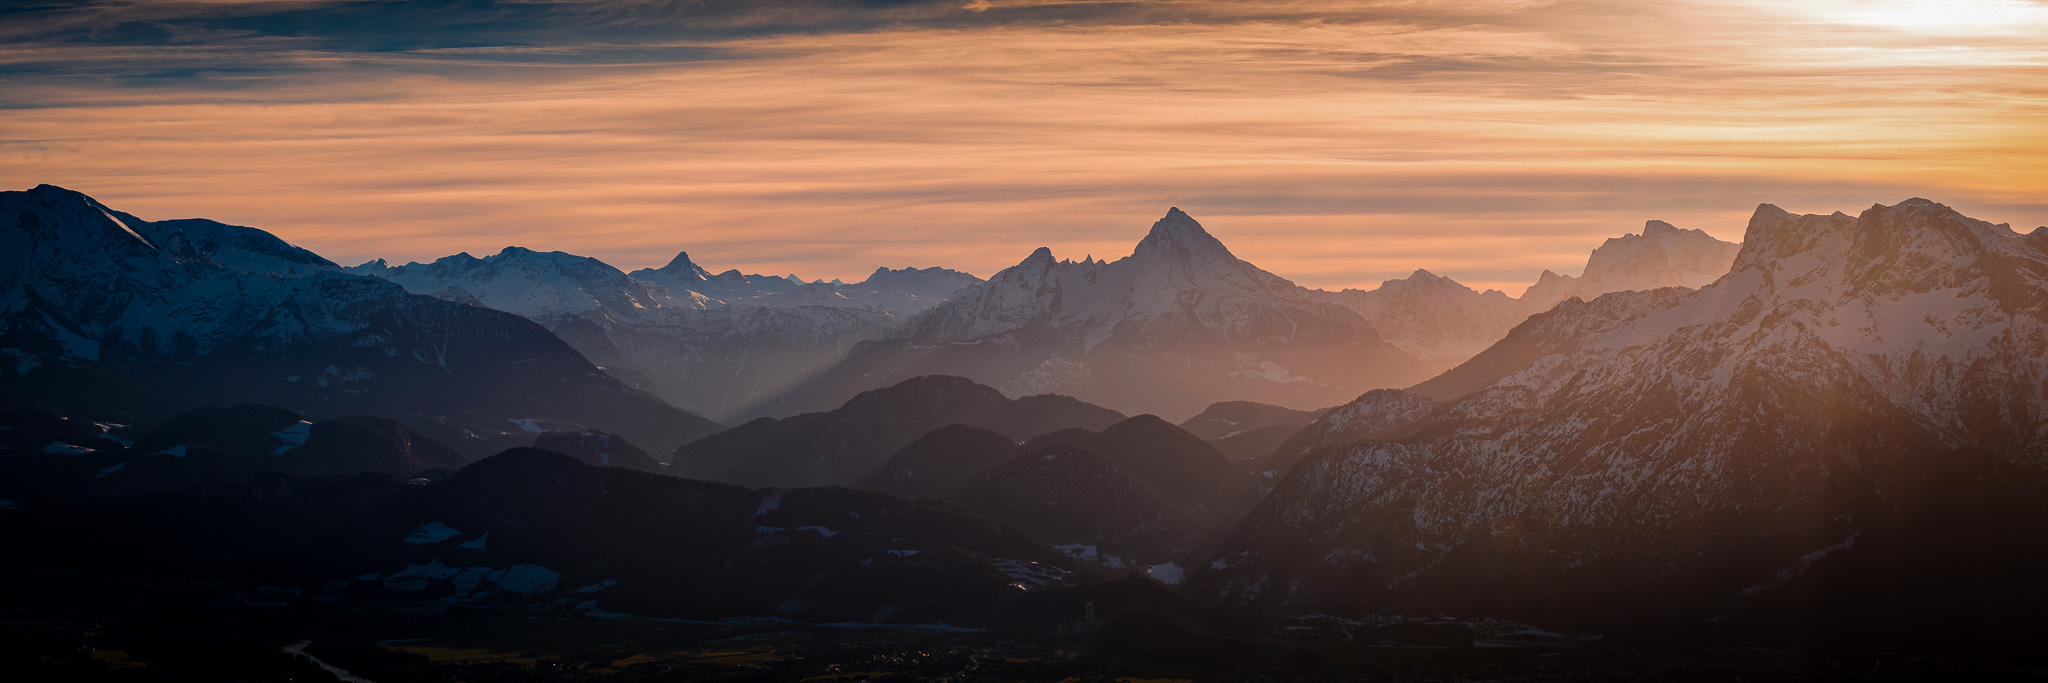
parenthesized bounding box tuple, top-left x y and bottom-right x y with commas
(2, 0, 2044, 294)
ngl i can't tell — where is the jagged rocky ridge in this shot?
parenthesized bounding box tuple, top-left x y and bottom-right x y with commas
(0, 185, 720, 453)
(761, 209, 1435, 422)
(1196, 199, 2048, 641)
(1311, 220, 1740, 371)
(352, 248, 981, 421)
(348, 208, 1734, 425)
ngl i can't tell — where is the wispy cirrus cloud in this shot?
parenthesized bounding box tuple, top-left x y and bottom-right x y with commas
(1, 0, 2044, 292)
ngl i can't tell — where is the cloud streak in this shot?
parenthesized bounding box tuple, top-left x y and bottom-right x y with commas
(2, 0, 2044, 292)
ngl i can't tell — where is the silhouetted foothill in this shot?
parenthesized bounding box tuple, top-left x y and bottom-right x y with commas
(533, 429, 664, 472)
(1178, 400, 1326, 462)
(941, 444, 1204, 563)
(674, 375, 1123, 488)
(130, 404, 304, 457)
(284, 416, 468, 478)
(1022, 414, 1260, 521)
(860, 423, 1018, 498)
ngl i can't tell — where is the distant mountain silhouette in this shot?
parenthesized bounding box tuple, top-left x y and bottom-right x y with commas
(859, 423, 1019, 499)
(942, 444, 1206, 564)
(672, 375, 1124, 488)
(1178, 401, 1328, 463)
(1021, 415, 1261, 525)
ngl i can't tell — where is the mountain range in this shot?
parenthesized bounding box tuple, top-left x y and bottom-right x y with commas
(348, 247, 980, 422)
(671, 374, 1126, 488)
(1195, 198, 2048, 640)
(1310, 219, 1739, 371)
(15, 182, 2038, 649)
(757, 209, 1434, 421)
(338, 207, 1737, 424)
(0, 185, 720, 455)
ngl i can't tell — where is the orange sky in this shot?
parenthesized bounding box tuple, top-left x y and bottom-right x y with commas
(3, 0, 2045, 293)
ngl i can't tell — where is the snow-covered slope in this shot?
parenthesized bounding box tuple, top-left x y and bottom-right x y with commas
(1520, 219, 1740, 309)
(625, 251, 980, 316)
(1313, 270, 1524, 371)
(625, 250, 799, 306)
(1313, 220, 1740, 372)
(1196, 199, 2048, 636)
(761, 209, 1432, 421)
(0, 184, 720, 453)
(354, 247, 665, 318)
(355, 247, 981, 421)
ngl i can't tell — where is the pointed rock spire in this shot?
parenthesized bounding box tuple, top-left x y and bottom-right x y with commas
(1134, 207, 1232, 259)
(651, 250, 711, 282)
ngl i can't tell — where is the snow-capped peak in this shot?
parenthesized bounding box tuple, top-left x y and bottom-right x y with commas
(650, 251, 712, 282)
(1133, 207, 1233, 261)
(346, 258, 391, 274)
(1211, 197, 2048, 625)
(909, 208, 1404, 355)
(364, 245, 659, 318)
(1520, 217, 1739, 308)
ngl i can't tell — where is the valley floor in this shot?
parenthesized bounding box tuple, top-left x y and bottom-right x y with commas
(4, 570, 2041, 682)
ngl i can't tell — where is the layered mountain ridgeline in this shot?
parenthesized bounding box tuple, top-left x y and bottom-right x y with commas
(1019, 416, 1262, 525)
(0, 447, 1109, 626)
(0, 185, 721, 454)
(860, 415, 1264, 566)
(352, 247, 982, 421)
(1178, 400, 1328, 463)
(333, 205, 1736, 426)
(760, 209, 1435, 422)
(626, 251, 983, 316)
(1310, 220, 1740, 372)
(1195, 199, 2048, 643)
(940, 444, 1207, 567)
(672, 375, 1125, 488)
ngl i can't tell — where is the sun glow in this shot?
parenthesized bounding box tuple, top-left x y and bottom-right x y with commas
(2, 1, 2045, 291)
(1815, 0, 2048, 32)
